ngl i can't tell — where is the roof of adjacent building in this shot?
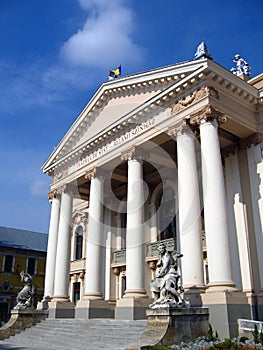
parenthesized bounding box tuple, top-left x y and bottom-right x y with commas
(0, 226, 48, 253)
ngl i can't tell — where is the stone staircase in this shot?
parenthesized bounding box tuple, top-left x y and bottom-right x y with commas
(0, 318, 147, 350)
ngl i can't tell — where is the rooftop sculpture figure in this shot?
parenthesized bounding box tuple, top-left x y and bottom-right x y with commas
(231, 54, 251, 76)
(149, 243, 185, 309)
(14, 271, 35, 309)
(194, 41, 212, 60)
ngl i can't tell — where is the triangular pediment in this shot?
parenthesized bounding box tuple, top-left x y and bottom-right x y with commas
(42, 59, 216, 173)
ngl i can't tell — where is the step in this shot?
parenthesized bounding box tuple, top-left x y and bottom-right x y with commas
(0, 319, 147, 350)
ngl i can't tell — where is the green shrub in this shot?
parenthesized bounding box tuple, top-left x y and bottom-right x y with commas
(239, 336, 249, 343)
(252, 324, 260, 344)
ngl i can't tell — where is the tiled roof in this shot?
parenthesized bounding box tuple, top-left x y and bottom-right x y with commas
(0, 226, 48, 252)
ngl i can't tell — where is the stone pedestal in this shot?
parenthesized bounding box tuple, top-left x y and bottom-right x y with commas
(125, 306, 209, 349)
(202, 290, 252, 339)
(75, 299, 114, 319)
(48, 300, 75, 319)
(115, 297, 151, 320)
(0, 309, 48, 340)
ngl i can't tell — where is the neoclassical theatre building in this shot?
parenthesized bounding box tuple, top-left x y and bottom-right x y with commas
(40, 47, 263, 337)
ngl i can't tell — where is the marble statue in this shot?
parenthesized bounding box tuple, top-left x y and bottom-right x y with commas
(14, 271, 35, 309)
(149, 243, 185, 308)
(231, 54, 251, 76)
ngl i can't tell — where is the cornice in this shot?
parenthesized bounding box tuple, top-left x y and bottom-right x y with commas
(42, 59, 260, 176)
(42, 60, 209, 173)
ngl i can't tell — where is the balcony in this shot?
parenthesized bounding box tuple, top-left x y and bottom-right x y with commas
(111, 238, 177, 267)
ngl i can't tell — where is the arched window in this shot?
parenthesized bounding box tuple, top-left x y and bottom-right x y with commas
(75, 226, 83, 260)
(158, 187, 176, 242)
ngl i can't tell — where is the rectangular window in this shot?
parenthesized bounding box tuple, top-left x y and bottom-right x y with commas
(4, 255, 13, 273)
(27, 258, 36, 275)
(73, 282, 81, 304)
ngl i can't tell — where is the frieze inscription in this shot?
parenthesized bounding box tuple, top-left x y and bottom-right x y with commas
(68, 118, 155, 174)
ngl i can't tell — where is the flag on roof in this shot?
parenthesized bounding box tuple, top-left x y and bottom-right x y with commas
(108, 65, 121, 80)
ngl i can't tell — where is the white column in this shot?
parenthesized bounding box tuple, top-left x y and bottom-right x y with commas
(115, 214, 122, 250)
(85, 169, 104, 299)
(125, 156, 146, 296)
(200, 118, 235, 289)
(44, 194, 61, 299)
(104, 208, 112, 300)
(53, 190, 73, 300)
(177, 124, 204, 289)
(149, 203, 158, 242)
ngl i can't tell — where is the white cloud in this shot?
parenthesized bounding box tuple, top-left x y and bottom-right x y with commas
(61, 0, 144, 68)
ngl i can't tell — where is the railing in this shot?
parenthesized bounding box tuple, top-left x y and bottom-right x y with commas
(111, 249, 126, 265)
(111, 238, 177, 265)
(146, 238, 176, 258)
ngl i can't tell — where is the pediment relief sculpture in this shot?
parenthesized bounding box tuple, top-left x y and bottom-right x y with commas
(171, 86, 219, 115)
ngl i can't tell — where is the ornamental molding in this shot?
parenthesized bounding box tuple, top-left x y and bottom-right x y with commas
(171, 86, 219, 115)
(85, 167, 96, 181)
(121, 146, 145, 161)
(121, 146, 136, 161)
(53, 169, 68, 184)
(189, 104, 227, 126)
(72, 211, 88, 225)
(167, 120, 188, 136)
(48, 190, 57, 201)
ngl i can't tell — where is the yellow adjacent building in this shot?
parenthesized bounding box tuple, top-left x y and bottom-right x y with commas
(0, 226, 47, 323)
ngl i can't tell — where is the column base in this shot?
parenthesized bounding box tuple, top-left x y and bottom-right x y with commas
(37, 296, 51, 310)
(201, 290, 252, 339)
(115, 296, 152, 320)
(183, 286, 206, 307)
(75, 299, 114, 319)
(48, 300, 75, 319)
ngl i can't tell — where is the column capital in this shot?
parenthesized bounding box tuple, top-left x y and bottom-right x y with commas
(48, 190, 58, 201)
(121, 146, 145, 162)
(190, 105, 227, 126)
(85, 167, 106, 181)
(55, 184, 77, 196)
(85, 167, 96, 180)
(167, 120, 188, 137)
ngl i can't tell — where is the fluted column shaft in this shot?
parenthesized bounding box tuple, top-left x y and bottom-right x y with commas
(177, 124, 204, 289)
(125, 156, 146, 296)
(85, 171, 104, 299)
(53, 191, 73, 300)
(200, 118, 235, 289)
(44, 194, 61, 298)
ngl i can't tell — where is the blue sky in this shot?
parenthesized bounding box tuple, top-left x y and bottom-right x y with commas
(0, 0, 262, 233)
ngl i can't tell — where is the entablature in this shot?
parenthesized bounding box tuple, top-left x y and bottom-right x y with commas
(43, 59, 261, 185)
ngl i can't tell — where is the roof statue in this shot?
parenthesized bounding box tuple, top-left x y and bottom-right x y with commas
(231, 54, 251, 76)
(194, 41, 212, 60)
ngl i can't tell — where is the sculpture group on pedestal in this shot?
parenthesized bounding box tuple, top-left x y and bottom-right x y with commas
(149, 243, 185, 309)
(14, 271, 35, 310)
(231, 54, 251, 76)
